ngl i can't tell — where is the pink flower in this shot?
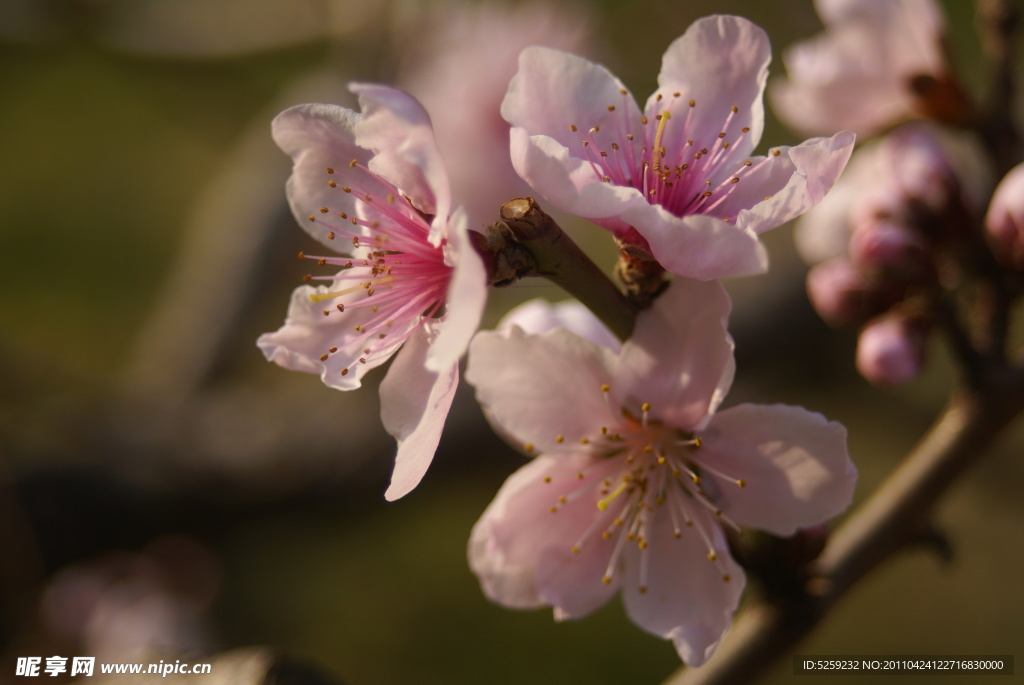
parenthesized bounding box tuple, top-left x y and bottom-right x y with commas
(501, 14, 855, 279)
(258, 84, 486, 500)
(465, 280, 856, 665)
(985, 162, 1024, 270)
(770, 0, 950, 137)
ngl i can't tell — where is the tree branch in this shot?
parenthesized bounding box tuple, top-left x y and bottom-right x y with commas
(472, 197, 640, 340)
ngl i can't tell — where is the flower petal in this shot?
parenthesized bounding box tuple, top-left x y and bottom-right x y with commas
(496, 298, 621, 353)
(769, 0, 945, 137)
(621, 202, 768, 279)
(466, 326, 619, 454)
(653, 15, 771, 154)
(508, 128, 641, 236)
(468, 452, 620, 611)
(615, 278, 735, 429)
(351, 83, 451, 245)
(256, 276, 411, 390)
(503, 46, 643, 168)
(693, 403, 856, 535)
(731, 132, 855, 236)
(271, 103, 378, 248)
(379, 325, 459, 501)
(424, 209, 487, 373)
(620, 506, 744, 666)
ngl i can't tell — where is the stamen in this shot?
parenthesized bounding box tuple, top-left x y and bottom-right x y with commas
(597, 480, 629, 511)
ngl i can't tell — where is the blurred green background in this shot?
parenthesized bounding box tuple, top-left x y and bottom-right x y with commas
(1, 0, 1022, 683)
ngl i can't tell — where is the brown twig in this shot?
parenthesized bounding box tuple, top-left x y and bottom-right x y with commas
(472, 197, 640, 340)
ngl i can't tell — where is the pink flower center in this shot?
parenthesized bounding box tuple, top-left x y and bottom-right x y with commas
(569, 90, 778, 221)
(299, 161, 452, 377)
(537, 383, 747, 594)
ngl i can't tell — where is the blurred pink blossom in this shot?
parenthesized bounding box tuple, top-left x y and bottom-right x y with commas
(42, 538, 219, 663)
(501, 14, 855, 280)
(258, 84, 486, 500)
(397, 0, 592, 229)
(770, 0, 958, 137)
(465, 280, 856, 665)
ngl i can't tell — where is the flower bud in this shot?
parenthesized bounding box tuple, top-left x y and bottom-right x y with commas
(806, 257, 871, 326)
(855, 313, 927, 386)
(984, 162, 1024, 270)
(849, 219, 929, 272)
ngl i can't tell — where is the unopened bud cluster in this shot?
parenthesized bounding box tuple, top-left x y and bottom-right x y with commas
(796, 124, 988, 386)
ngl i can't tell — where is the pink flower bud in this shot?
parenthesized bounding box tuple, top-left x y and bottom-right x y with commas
(884, 124, 961, 215)
(806, 257, 870, 326)
(984, 162, 1024, 270)
(855, 313, 927, 386)
(849, 219, 928, 268)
